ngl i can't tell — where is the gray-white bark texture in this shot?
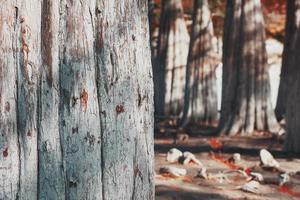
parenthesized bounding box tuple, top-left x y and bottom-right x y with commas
(284, 0, 300, 153)
(276, 0, 300, 120)
(154, 0, 190, 117)
(219, 0, 280, 136)
(181, 0, 218, 127)
(0, 0, 154, 200)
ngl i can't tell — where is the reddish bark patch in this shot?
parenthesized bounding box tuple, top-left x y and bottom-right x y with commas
(3, 147, 8, 157)
(116, 105, 125, 114)
(4, 102, 10, 112)
(80, 89, 88, 111)
(21, 26, 30, 71)
(41, 0, 54, 86)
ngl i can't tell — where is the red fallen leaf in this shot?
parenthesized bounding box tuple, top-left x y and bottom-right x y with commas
(208, 138, 223, 150)
(279, 186, 300, 199)
(210, 154, 241, 170)
(156, 173, 193, 183)
(245, 168, 252, 176)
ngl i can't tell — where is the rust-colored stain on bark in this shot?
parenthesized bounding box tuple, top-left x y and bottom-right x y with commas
(27, 130, 32, 137)
(41, 2, 54, 87)
(116, 105, 125, 114)
(21, 25, 30, 81)
(3, 147, 8, 157)
(80, 89, 88, 111)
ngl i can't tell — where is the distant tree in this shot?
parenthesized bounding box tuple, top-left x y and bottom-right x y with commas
(149, 0, 157, 59)
(219, 0, 280, 136)
(276, 0, 300, 120)
(284, 0, 300, 153)
(181, 0, 218, 127)
(154, 0, 190, 117)
(0, 0, 154, 199)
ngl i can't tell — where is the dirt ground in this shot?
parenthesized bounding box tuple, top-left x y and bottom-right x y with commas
(154, 135, 300, 200)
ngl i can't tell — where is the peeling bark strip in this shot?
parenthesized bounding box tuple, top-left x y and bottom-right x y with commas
(220, 0, 280, 136)
(181, 0, 218, 127)
(0, 0, 154, 199)
(154, 0, 190, 117)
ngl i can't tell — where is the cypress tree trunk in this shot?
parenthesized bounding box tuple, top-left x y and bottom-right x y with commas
(285, 59, 300, 153)
(219, 0, 280, 136)
(154, 0, 190, 117)
(276, 0, 300, 120)
(284, 0, 300, 153)
(148, 0, 157, 59)
(0, 0, 154, 199)
(181, 0, 218, 127)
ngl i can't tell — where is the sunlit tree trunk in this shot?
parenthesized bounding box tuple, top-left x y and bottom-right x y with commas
(154, 0, 190, 118)
(0, 0, 154, 199)
(181, 0, 218, 127)
(276, 0, 300, 121)
(219, 0, 280, 136)
(284, 0, 300, 153)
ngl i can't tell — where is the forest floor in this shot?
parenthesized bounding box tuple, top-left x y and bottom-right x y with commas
(154, 134, 300, 200)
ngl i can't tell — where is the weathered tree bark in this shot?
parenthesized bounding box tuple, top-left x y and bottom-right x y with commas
(276, 0, 300, 121)
(181, 0, 218, 127)
(219, 0, 280, 136)
(154, 0, 190, 117)
(284, 1, 300, 153)
(0, 0, 154, 199)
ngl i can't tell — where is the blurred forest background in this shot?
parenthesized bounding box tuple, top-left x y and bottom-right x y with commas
(152, 0, 300, 199)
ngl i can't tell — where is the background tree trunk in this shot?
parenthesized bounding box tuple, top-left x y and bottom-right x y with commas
(149, 0, 157, 59)
(276, 0, 300, 121)
(0, 1, 154, 199)
(284, 1, 300, 153)
(220, 0, 280, 136)
(181, 0, 218, 127)
(154, 0, 190, 118)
